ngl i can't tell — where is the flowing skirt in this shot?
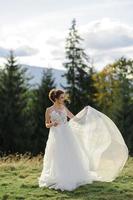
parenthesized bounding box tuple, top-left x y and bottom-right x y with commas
(38, 105, 129, 191)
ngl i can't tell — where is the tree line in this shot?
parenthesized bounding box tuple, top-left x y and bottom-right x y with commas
(0, 19, 133, 156)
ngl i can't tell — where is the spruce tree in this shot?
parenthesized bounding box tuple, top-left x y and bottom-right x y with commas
(112, 57, 133, 149)
(31, 68, 56, 154)
(61, 18, 97, 114)
(0, 50, 31, 154)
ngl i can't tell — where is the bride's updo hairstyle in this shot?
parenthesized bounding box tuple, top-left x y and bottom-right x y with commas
(48, 88, 70, 103)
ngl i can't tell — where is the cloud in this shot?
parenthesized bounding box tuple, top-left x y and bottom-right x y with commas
(15, 46, 39, 57)
(76, 18, 133, 69)
(47, 18, 133, 69)
(0, 46, 39, 58)
(51, 49, 65, 60)
(0, 15, 133, 71)
(80, 18, 133, 50)
(46, 36, 64, 47)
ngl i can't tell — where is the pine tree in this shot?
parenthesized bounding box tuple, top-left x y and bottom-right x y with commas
(61, 18, 97, 114)
(0, 50, 32, 154)
(31, 68, 56, 154)
(112, 57, 133, 149)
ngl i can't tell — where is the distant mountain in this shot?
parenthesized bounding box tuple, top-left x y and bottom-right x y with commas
(22, 65, 67, 89)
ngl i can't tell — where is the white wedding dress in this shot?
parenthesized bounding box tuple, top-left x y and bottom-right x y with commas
(38, 105, 129, 191)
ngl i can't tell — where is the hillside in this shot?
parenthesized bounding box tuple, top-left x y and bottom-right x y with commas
(22, 65, 67, 89)
(0, 153, 132, 200)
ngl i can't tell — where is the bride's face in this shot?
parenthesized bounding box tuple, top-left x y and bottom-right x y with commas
(56, 93, 65, 104)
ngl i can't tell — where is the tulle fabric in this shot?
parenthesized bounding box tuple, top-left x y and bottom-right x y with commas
(69, 105, 129, 181)
(38, 105, 129, 191)
(38, 122, 99, 191)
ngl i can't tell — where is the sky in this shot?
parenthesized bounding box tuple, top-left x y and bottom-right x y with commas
(0, 0, 133, 71)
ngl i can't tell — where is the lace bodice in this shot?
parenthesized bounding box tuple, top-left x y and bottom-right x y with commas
(50, 107, 68, 125)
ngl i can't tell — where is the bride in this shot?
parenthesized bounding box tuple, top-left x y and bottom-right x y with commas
(38, 88, 129, 191)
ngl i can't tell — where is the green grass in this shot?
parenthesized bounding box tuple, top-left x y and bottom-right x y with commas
(0, 153, 133, 200)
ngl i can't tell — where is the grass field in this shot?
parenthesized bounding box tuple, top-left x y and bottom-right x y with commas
(0, 153, 133, 200)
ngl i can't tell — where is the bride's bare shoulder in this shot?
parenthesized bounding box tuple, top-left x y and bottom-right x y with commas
(46, 105, 54, 112)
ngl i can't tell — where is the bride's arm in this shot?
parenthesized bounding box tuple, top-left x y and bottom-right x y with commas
(45, 108, 55, 128)
(64, 106, 75, 119)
